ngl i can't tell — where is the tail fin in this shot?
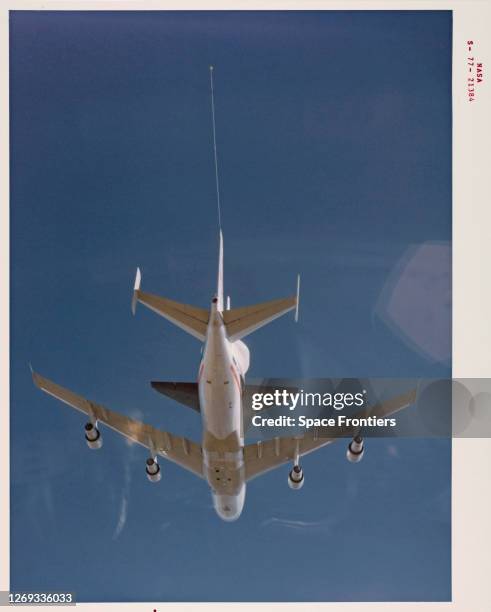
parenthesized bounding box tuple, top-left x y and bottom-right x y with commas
(131, 267, 142, 315)
(217, 230, 224, 311)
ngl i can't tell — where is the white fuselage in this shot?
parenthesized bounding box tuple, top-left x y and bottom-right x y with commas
(198, 299, 250, 521)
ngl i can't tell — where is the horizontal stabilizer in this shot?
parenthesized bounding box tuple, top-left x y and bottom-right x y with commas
(151, 381, 200, 412)
(132, 270, 209, 341)
(223, 295, 297, 342)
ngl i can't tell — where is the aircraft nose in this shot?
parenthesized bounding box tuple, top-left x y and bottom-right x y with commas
(212, 486, 245, 522)
(216, 506, 241, 522)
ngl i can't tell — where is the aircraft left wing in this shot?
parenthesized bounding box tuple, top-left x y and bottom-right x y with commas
(32, 371, 204, 478)
(244, 388, 417, 481)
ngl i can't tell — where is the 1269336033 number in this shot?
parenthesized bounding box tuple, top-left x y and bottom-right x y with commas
(1, 591, 75, 606)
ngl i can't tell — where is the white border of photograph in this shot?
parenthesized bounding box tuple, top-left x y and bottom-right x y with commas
(1, 1, 490, 610)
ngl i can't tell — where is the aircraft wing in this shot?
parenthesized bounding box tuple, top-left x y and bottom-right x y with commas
(244, 434, 336, 481)
(32, 371, 204, 478)
(243, 388, 416, 481)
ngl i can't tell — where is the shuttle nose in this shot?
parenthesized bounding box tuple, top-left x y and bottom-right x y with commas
(212, 486, 245, 522)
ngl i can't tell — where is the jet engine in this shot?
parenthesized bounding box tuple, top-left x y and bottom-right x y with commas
(146, 457, 161, 483)
(84, 422, 102, 449)
(347, 435, 364, 463)
(288, 465, 304, 490)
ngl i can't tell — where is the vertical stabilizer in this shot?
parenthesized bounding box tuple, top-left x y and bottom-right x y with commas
(210, 67, 224, 312)
(217, 230, 224, 311)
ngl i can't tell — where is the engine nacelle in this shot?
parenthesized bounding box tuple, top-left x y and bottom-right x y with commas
(288, 465, 304, 490)
(85, 422, 102, 450)
(347, 435, 364, 463)
(146, 457, 161, 483)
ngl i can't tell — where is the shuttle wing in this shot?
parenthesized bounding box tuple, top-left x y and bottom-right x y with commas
(151, 381, 200, 412)
(244, 388, 416, 481)
(32, 371, 204, 478)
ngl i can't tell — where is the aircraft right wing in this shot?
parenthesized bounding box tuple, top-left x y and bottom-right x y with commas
(32, 371, 204, 478)
(243, 388, 417, 481)
(244, 434, 336, 481)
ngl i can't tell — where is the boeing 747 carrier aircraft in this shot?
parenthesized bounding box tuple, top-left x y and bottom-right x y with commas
(31, 68, 415, 521)
(31, 229, 415, 521)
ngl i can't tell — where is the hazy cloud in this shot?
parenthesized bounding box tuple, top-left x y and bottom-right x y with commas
(113, 497, 128, 540)
(261, 516, 338, 532)
(112, 458, 133, 540)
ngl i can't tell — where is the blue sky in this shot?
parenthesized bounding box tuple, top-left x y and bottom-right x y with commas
(10, 11, 451, 602)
